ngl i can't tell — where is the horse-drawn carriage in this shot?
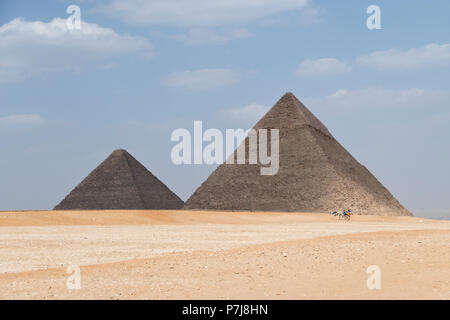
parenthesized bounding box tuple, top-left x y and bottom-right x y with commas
(329, 209, 352, 221)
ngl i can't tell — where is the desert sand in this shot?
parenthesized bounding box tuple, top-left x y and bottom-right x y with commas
(0, 210, 449, 299)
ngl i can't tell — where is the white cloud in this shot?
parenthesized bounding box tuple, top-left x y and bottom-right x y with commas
(296, 58, 350, 76)
(357, 43, 450, 71)
(216, 103, 269, 128)
(0, 18, 153, 84)
(0, 114, 46, 128)
(226, 103, 270, 120)
(173, 28, 252, 45)
(328, 89, 348, 98)
(103, 0, 310, 27)
(164, 69, 239, 90)
(303, 87, 450, 110)
(298, 7, 321, 25)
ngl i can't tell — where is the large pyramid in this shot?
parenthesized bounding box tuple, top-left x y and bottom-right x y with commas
(54, 149, 184, 210)
(184, 92, 411, 216)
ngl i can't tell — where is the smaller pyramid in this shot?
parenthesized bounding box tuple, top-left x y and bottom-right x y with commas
(54, 149, 183, 210)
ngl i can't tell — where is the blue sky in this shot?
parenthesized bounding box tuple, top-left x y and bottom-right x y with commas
(0, 0, 449, 218)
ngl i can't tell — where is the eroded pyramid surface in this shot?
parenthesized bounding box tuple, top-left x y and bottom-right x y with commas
(54, 149, 183, 210)
(184, 93, 411, 216)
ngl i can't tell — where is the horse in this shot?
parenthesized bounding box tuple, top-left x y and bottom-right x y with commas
(341, 210, 352, 221)
(332, 210, 352, 220)
(330, 210, 352, 221)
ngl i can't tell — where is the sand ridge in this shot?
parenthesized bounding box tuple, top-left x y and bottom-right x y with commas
(0, 209, 435, 227)
(0, 210, 449, 299)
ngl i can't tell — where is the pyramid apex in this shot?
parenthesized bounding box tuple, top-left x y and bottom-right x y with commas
(254, 91, 333, 138)
(112, 149, 128, 155)
(280, 92, 297, 101)
(283, 91, 295, 97)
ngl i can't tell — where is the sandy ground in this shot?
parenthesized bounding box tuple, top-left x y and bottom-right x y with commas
(0, 210, 449, 299)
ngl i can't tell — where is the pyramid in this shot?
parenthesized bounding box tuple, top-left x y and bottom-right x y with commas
(184, 92, 411, 216)
(54, 149, 184, 210)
